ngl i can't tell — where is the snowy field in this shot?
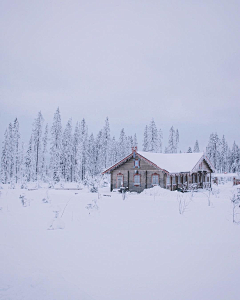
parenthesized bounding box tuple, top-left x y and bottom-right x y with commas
(0, 183, 240, 300)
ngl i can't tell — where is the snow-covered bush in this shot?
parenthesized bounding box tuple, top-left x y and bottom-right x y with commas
(177, 193, 191, 215)
(19, 194, 29, 207)
(48, 205, 65, 230)
(86, 199, 99, 215)
(42, 189, 50, 203)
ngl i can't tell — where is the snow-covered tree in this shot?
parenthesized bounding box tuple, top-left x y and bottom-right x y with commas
(50, 108, 62, 182)
(79, 118, 88, 181)
(193, 140, 200, 153)
(12, 118, 21, 184)
(187, 147, 192, 153)
(157, 129, 163, 153)
(219, 135, 228, 173)
(87, 133, 97, 177)
(167, 126, 176, 153)
(206, 133, 220, 171)
(230, 141, 240, 173)
(32, 112, 44, 181)
(118, 128, 130, 159)
(40, 124, 48, 181)
(102, 117, 111, 169)
(133, 133, 138, 148)
(1, 128, 10, 183)
(143, 125, 148, 151)
(25, 135, 35, 182)
(61, 119, 73, 181)
(148, 119, 158, 152)
(175, 129, 179, 152)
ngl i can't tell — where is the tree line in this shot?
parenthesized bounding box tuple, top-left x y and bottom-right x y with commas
(1, 110, 239, 186)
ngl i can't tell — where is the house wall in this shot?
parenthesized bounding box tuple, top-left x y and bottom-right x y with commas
(109, 156, 213, 192)
(192, 159, 212, 173)
(110, 156, 166, 192)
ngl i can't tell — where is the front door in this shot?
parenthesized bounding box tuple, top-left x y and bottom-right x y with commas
(117, 175, 123, 188)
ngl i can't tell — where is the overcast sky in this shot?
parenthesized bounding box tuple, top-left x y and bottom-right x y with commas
(0, 0, 239, 151)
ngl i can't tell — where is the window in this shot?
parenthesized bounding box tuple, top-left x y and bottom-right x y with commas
(172, 176, 176, 185)
(134, 174, 140, 186)
(152, 174, 159, 185)
(134, 159, 139, 168)
(167, 175, 170, 185)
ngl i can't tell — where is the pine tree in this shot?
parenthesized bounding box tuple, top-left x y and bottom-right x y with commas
(133, 133, 138, 148)
(193, 140, 200, 153)
(118, 128, 128, 159)
(80, 118, 88, 181)
(50, 108, 62, 182)
(168, 126, 176, 153)
(40, 124, 48, 181)
(231, 141, 240, 173)
(187, 147, 192, 153)
(25, 135, 35, 182)
(72, 122, 81, 182)
(206, 133, 220, 171)
(95, 129, 104, 175)
(61, 119, 73, 181)
(32, 112, 44, 181)
(109, 136, 118, 167)
(12, 118, 20, 184)
(175, 129, 179, 153)
(143, 125, 148, 151)
(219, 135, 228, 173)
(7, 123, 14, 184)
(157, 129, 163, 153)
(102, 117, 111, 169)
(87, 133, 97, 177)
(148, 119, 158, 152)
(1, 128, 9, 183)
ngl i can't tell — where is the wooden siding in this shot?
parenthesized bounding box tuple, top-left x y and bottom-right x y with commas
(111, 156, 166, 192)
(109, 155, 212, 192)
(192, 159, 212, 173)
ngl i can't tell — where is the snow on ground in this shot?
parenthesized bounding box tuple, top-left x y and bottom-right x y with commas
(0, 183, 240, 300)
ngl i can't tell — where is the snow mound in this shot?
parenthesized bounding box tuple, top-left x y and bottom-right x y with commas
(142, 185, 172, 197)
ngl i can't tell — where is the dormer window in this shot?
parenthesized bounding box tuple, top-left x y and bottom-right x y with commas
(134, 159, 140, 168)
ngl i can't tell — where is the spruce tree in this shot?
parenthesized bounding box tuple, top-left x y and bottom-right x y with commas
(1, 128, 9, 183)
(50, 108, 62, 182)
(143, 125, 148, 151)
(168, 126, 176, 153)
(133, 133, 138, 148)
(80, 118, 88, 181)
(32, 112, 44, 181)
(40, 124, 48, 181)
(157, 129, 163, 153)
(61, 119, 73, 181)
(193, 140, 200, 153)
(148, 119, 158, 152)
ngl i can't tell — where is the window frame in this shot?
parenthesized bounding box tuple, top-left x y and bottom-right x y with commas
(133, 174, 141, 186)
(152, 173, 159, 186)
(134, 159, 140, 168)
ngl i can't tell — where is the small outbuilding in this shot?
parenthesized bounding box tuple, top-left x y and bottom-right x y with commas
(102, 147, 214, 192)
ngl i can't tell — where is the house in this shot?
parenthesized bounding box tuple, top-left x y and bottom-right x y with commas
(102, 147, 214, 192)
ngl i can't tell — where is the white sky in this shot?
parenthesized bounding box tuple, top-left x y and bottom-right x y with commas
(0, 0, 239, 151)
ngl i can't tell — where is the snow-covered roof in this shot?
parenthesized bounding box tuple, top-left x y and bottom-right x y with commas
(102, 150, 214, 175)
(138, 151, 205, 173)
